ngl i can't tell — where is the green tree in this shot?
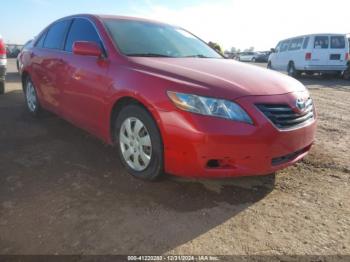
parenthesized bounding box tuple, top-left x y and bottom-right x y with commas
(208, 41, 223, 54)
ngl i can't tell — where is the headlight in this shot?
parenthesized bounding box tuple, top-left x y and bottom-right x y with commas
(167, 91, 253, 124)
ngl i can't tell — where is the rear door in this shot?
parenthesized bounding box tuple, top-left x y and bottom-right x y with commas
(31, 19, 71, 114)
(328, 35, 348, 67)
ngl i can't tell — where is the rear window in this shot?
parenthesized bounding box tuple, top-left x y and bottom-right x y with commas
(288, 38, 303, 51)
(314, 36, 329, 49)
(330, 36, 345, 49)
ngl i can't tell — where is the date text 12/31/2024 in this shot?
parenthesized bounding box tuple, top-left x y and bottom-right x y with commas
(127, 255, 220, 261)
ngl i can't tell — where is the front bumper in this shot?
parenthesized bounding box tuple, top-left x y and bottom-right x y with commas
(160, 92, 317, 178)
(0, 65, 6, 82)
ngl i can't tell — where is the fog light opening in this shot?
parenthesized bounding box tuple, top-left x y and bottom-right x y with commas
(207, 159, 220, 168)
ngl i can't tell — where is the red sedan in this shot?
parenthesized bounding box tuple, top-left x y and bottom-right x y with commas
(19, 14, 317, 180)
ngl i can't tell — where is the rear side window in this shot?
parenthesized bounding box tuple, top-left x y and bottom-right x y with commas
(330, 36, 345, 49)
(314, 36, 329, 49)
(302, 37, 309, 49)
(65, 18, 102, 52)
(44, 20, 71, 50)
(35, 31, 47, 48)
(280, 41, 290, 52)
(288, 38, 303, 51)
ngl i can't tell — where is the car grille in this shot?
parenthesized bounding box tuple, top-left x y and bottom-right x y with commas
(256, 98, 314, 129)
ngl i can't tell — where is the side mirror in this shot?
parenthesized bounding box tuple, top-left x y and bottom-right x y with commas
(73, 41, 102, 57)
(270, 48, 276, 53)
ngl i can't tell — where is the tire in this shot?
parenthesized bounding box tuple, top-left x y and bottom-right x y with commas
(0, 81, 4, 95)
(252, 57, 256, 62)
(287, 62, 300, 78)
(305, 71, 314, 76)
(24, 77, 42, 116)
(267, 62, 272, 69)
(114, 104, 163, 181)
(335, 71, 343, 79)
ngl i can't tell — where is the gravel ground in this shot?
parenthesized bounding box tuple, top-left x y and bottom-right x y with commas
(0, 60, 349, 256)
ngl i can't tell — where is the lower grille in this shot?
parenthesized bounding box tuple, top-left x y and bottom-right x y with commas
(271, 148, 307, 166)
(256, 98, 314, 129)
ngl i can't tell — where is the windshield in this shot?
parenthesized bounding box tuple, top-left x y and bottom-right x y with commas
(103, 19, 222, 58)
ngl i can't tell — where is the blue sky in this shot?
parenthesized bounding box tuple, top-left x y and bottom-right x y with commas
(2, 0, 210, 44)
(2, 0, 349, 50)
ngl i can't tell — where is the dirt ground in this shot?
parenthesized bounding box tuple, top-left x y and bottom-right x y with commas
(0, 59, 349, 256)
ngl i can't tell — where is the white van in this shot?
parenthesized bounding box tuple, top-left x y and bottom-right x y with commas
(268, 34, 349, 77)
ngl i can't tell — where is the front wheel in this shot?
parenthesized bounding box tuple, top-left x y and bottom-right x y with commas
(267, 62, 272, 69)
(287, 62, 300, 78)
(114, 104, 163, 181)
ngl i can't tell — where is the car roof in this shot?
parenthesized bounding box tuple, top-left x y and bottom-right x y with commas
(56, 14, 171, 26)
(280, 33, 346, 42)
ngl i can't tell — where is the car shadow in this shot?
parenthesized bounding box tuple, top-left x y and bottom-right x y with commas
(0, 89, 275, 254)
(297, 74, 350, 90)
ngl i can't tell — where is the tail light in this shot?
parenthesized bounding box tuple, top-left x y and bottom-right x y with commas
(305, 52, 312, 61)
(346, 53, 349, 61)
(0, 40, 6, 58)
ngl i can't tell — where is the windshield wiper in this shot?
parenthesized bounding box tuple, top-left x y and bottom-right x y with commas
(127, 53, 174, 57)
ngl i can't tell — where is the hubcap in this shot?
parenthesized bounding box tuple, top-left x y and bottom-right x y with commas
(26, 81, 37, 112)
(119, 117, 152, 171)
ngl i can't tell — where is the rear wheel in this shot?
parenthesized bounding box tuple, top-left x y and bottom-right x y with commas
(287, 62, 300, 78)
(252, 57, 256, 62)
(335, 71, 343, 78)
(24, 77, 42, 116)
(114, 104, 163, 181)
(0, 81, 4, 95)
(267, 62, 272, 69)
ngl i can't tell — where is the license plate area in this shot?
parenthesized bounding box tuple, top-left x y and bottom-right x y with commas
(330, 54, 341, 60)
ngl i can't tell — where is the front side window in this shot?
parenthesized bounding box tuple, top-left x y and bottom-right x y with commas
(275, 42, 281, 52)
(280, 41, 290, 52)
(65, 18, 102, 52)
(43, 20, 71, 50)
(103, 19, 222, 58)
(314, 36, 329, 49)
(330, 36, 345, 49)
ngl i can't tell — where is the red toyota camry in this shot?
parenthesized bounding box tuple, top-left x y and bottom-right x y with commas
(19, 14, 317, 180)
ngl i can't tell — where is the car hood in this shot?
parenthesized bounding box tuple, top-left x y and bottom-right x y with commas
(128, 57, 307, 99)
